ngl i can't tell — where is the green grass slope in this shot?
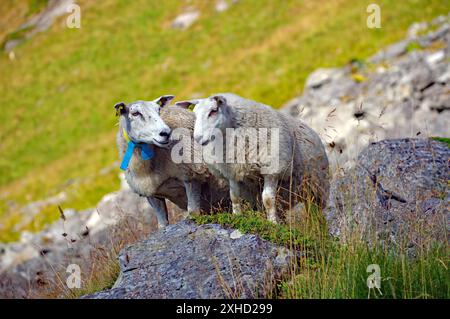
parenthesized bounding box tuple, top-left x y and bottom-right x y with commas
(0, 0, 448, 241)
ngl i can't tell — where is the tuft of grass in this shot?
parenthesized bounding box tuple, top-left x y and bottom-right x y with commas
(192, 205, 449, 299)
(432, 137, 450, 148)
(351, 73, 367, 83)
(65, 258, 120, 299)
(279, 241, 449, 299)
(3, 25, 32, 43)
(191, 211, 314, 249)
(40, 208, 157, 299)
(406, 40, 423, 52)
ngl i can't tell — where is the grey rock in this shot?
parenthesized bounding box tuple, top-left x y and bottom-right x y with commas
(418, 23, 450, 47)
(425, 50, 445, 66)
(432, 15, 449, 25)
(437, 64, 450, 83)
(422, 83, 450, 112)
(325, 138, 449, 248)
(408, 22, 429, 39)
(0, 188, 185, 298)
(171, 10, 200, 30)
(4, 0, 75, 52)
(304, 68, 346, 90)
(83, 221, 293, 299)
(282, 17, 450, 169)
(4, 39, 23, 52)
(369, 39, 410, 63)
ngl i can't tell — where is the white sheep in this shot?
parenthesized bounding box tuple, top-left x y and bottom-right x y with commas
(115, 96, 230, 228)
(189, 93, 329, 223)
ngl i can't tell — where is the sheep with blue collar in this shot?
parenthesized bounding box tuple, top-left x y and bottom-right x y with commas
(115, 95, 230, 229)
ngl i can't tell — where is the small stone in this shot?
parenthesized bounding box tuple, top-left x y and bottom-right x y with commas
(425, 50, 445, 66)
(215, 0, 229, 12)
(407, 22, 428, 38)
(304, 68, 344, 89)
(171, 10, 200, 30)
(229, 229, 243, 239)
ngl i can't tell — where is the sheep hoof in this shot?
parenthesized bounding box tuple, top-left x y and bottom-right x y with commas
(267, 215, 278, 224)
(232, 204, 242, 215)
(157, 217, 169, 229)
(157, 222, 168, 229)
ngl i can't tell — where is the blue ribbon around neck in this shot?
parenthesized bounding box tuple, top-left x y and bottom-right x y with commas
(120, 141, 154, 170)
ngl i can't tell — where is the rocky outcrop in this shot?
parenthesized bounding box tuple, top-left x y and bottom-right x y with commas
(282, 14, 450, 169)
(325, 138, 449, 248)
(83, 221, 292, 299)
(0, 187, 183, 298)
(3, 0, 75, 52)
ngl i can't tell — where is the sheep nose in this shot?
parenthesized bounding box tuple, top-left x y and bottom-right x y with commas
(159, 129, 171, 138)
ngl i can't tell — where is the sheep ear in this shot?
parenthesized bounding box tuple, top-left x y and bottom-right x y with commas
(156, 95, 175, 107)
(114, 102, 128, 116)
(176, 100, 198, 111)
(212, 95, 227, 108)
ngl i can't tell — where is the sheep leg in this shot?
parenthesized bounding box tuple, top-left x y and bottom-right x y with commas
(229, 180, 243, 215)
(147, 196, 169, 228)
(183, 180, 201, 216)
(262, 175, 278, 224)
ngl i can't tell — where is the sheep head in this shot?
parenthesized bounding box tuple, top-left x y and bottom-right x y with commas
(114, 95, 174, 148)
(192, 95, 232, 146)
